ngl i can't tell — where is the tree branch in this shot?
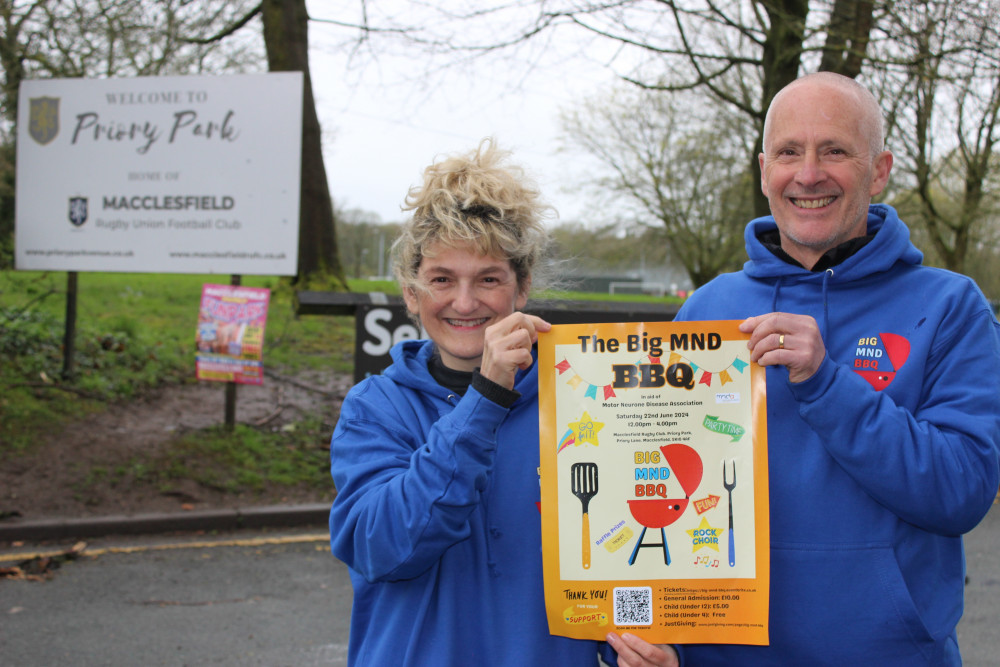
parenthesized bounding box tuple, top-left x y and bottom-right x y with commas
(180, 1, 262, 45)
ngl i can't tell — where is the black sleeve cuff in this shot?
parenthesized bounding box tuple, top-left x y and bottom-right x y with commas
(472, 370, 521, 408)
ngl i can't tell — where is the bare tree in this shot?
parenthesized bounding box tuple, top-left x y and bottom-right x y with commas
(561, 84, 752, 286)
(548, 220, 688, 292)
(360, 0, 999, 288)
(962, 199, 1000, 299)
(335, 203, 399, 280)
(259, 0, 346, 287)
(2, 0, 263, 119)
(871, 0, 1000, 279)
(350, 1, 878, 217)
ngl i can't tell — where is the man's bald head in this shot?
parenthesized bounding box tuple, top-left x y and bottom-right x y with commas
(763, 72, 886, 158)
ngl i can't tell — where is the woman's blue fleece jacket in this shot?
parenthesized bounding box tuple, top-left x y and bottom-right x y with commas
(673, 204, 1000, 666)
(328, 341, 617, 666)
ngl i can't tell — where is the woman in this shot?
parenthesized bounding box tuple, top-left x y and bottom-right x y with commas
(328, 139, 676, 667)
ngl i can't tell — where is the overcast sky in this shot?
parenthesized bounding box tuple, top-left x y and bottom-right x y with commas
(305, 3, 622, 225)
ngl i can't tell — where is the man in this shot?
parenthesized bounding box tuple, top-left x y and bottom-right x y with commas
(673, 72, 1000, 665)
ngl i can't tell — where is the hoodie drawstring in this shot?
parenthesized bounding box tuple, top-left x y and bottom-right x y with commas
(769, 269, 834, 340)
(821, 269, 834, 339)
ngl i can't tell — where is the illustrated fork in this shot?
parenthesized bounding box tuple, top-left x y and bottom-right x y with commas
(723, 460, 736, 567)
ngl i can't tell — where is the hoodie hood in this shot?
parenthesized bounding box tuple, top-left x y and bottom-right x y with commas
(744, 204, 923, 282)
(384, 339, 442, 393)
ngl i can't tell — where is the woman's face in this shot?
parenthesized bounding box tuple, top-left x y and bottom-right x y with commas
(402, 242, 528, 372)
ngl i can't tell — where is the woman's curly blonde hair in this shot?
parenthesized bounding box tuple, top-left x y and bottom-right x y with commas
(391, 138, 553, 296)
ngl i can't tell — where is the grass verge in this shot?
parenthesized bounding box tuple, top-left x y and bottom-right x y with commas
(0, 271, 359, 499)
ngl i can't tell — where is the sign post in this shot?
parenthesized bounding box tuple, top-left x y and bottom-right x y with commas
(61, 272, 78, 380)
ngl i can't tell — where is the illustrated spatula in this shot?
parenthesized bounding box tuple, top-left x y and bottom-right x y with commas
(571, 462, 599, 569)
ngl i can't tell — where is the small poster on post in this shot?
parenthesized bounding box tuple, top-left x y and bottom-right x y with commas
(195, 284, 270, 385)
(538, 320, 769, 645)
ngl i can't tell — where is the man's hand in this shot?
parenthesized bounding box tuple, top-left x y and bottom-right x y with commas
(740, 312, 826, 383)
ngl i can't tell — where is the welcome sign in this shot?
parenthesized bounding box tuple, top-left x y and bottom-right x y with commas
(15, 72, 303, 275)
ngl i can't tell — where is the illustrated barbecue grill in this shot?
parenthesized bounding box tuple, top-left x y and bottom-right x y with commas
(627, 443, 703, 566)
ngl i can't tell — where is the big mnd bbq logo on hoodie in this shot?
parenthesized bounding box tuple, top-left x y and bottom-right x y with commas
(853, 333, 911, 391)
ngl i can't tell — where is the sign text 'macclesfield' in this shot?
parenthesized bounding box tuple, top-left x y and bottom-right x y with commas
(102, 195, 235, 211)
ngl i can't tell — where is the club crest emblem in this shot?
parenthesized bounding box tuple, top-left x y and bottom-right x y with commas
(29, 97, 60, 145)
(69, 197, 88, 226)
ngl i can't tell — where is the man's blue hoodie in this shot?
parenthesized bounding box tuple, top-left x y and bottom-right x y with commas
(673, 204, 1000, 665)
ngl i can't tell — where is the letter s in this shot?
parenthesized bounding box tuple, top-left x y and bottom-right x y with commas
(362, 308, 394, 356)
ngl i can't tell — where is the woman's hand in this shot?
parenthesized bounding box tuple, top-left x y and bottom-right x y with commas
(478, 313, 551, 389)
(606, 632, 679, 667)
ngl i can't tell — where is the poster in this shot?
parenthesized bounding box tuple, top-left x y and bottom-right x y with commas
(538, 320, 769, 645)
(195, 284, 270, 385)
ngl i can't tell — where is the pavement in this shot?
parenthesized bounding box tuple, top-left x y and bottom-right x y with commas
(2, 502, 999, 665)
(0, 523, 351, 666)
(0, 503, 333, 543)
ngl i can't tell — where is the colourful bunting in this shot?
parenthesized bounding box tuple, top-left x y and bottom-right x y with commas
(554, 350, 749, 404)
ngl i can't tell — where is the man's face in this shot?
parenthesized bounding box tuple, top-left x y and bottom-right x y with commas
(759, 81, 892, 269)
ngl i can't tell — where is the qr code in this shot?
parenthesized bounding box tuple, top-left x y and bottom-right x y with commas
(614, 586, 653, 626)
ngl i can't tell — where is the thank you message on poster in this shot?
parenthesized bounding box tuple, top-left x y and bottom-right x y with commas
(539, 320, 769, 645)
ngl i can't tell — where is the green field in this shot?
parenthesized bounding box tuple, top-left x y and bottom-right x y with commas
(0, 270, 679, 499)
(0, 271, 361, 497)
